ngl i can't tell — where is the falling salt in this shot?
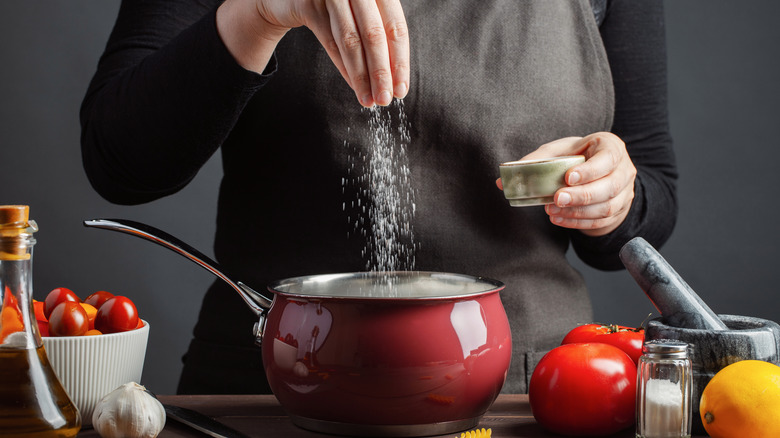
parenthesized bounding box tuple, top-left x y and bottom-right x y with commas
(342, 100, 417, 296)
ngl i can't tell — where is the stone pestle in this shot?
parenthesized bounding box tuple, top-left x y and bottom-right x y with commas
(619, 236, 728, 331)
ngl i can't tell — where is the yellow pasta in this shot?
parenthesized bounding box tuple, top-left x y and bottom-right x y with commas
(458, 427, 491, 438)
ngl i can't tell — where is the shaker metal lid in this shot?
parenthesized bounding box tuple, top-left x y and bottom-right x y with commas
(642, 339, 690, 358)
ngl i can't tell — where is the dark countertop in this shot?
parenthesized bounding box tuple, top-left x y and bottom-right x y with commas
(76, 394, 707, 437)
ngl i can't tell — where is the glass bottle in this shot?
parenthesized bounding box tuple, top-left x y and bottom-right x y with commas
(635, 340, 692, 438)
(0, 205, 81, 437)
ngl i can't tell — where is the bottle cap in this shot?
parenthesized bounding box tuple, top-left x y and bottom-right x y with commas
(0, 205, 29, 227)
(0, 205, 36, 259)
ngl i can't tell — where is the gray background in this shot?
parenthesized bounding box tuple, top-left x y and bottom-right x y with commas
(1, 1, 778, 395)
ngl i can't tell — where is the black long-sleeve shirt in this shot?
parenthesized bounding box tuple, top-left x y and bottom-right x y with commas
(81, 0, 676, 394)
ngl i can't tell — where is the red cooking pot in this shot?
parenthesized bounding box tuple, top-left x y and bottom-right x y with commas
(84, 219, 512, 437)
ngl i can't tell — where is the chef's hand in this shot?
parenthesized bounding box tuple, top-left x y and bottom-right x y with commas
(217, 0, 410, 108)
(497, 133, 637, 237)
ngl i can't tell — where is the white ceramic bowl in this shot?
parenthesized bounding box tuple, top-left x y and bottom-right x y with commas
(42, 321, 149, 426)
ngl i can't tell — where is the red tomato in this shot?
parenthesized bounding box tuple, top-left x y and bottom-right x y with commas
(95, 296, 139, 334)
(561, 323, 645, 364)
(44, 287, 81, 320)
(48, 302, 89, 337)
(529, 343, 637, 436)
(84, 291, 114, 310)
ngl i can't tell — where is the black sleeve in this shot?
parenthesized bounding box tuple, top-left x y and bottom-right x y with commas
(569, 0, 679, 270)
(80, 0, 274, 205)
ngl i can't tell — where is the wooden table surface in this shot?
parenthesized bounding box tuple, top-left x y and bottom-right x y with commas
(76, 394, 706, 437)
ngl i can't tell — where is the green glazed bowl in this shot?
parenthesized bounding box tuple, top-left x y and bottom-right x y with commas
(499, 155, 585, 207)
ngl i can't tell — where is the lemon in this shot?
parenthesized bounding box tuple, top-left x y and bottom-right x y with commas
(699, 360, 780, 437)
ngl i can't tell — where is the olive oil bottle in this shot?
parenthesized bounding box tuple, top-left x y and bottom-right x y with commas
(0, 205, 80, 437)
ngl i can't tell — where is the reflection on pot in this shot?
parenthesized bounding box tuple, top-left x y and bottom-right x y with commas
(451, 300, 488, 359)
(270, 300, 333, 394)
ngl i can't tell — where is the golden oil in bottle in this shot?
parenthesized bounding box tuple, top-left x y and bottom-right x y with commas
(0, 346, 81, 437)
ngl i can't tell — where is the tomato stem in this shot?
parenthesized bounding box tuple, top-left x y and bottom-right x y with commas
(599, 322, 646, 334)
(638, 313, 653, 330)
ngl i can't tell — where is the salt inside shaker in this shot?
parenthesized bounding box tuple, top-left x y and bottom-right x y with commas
(636, 340, 692, 438)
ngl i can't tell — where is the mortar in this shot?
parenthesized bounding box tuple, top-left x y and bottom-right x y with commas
(620, 237, 780, 434)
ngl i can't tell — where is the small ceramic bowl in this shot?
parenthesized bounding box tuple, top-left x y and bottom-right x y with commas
(42, 321, 149, 426)
(499, 155, 585, 206)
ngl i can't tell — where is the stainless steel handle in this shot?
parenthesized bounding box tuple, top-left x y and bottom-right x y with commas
(83, 218, 272, 317)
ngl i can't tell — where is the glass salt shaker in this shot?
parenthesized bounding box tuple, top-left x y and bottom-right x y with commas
(636, 340, 692, 438)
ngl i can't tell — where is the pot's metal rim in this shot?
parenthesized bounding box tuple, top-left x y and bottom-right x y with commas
(267, 271, 505, 301)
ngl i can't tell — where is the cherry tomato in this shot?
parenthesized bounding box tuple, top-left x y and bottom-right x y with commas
(529, 343, 637, 436)
(44, 287, 81, 320)
(95, 296, 139, 334)
(79, 303, 98, 330)
(37, 320, 50, 337)
(3, 287, 18, 308)
(48, 302, 89, 337)
(85, 329, 102, 336)
(0, 305, 23, 343)
(84, 291, 114, 310)
(561, 323, 645, 364)
(33, 300, 47, 321)
(1, 288, 24, 343)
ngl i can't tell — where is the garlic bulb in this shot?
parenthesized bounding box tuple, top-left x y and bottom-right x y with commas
(92, 382, 166, 438)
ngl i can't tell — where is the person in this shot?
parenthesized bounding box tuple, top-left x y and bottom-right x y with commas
(80, 0, 677, 394)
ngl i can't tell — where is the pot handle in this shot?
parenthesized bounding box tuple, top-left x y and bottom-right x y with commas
(83, 218, 272, 318)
